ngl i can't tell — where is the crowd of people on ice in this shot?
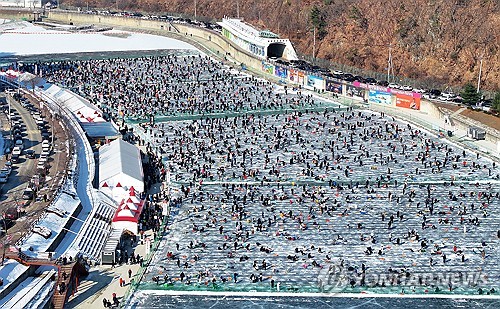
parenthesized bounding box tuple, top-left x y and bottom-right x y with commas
(35, 55, 499, 294)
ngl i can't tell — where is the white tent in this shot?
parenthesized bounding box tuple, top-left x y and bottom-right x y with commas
(99, 139, 144, 204)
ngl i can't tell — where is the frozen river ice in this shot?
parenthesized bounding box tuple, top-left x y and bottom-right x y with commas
(128, 292, 500, 308)
(31, 49, 500, 300)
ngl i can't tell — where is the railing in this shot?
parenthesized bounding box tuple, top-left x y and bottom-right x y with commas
(35, 85, 100, 259)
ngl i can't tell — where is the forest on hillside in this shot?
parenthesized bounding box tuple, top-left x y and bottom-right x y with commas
(62, 0, 500, 91)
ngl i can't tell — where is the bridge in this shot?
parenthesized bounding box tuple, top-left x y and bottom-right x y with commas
(4, 251, 89, 309)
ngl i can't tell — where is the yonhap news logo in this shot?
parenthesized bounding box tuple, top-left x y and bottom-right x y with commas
(317, 266, 489, 293)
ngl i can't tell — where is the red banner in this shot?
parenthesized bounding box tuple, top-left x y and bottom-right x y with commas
(395, 93, 420, 110)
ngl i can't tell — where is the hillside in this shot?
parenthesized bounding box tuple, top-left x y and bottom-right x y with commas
(64, 0, 499, 90)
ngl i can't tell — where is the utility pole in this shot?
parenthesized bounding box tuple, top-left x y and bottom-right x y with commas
(194, 0, 197, 20)
(312, 26, 316, 62)
(236, 0, 240, 18)
(476, 52, 484, 93)
(1, 212, 8, 266)
(387, 44, 392, 83)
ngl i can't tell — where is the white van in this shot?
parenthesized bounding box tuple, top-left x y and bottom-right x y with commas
(12, 146, 22, 156)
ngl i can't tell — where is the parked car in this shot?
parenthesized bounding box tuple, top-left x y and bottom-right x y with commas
(377, 80, 389, 87)
(0, 173, 8, 183)
(353, 76, 365, 83)
(25, 149, 36, 159)
(22, 188, 34, 200)
(439, 92, 455, 101)
(12, 146, 22, 156)
(11, 154, 20, 163)
(342, 73, 355, 82)
(364, 77, 377, 84)
(424, 89, 442, 99)
(0, 166, 11, 176)
(402, 85, 413, 91)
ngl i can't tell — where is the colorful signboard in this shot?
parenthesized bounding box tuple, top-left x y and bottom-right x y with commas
(275, 66, 288, 79)
(325, 80, 342, 94)
(262, 62, 274, 75)
(395, 93, 421, 110)
(346, 85, 365, 99)
(353, 81, 389, 93)
(369, 90, 392, 105)
(306, 75, 325, 90)
(289, 69, 299, 83)
(298, 71, 306, 86)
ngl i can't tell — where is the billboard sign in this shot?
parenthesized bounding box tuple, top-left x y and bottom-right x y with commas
(325, 80, 342, 94)
(298, 71, 306, 85)
(262, 62, 274, 75)
(306, 75, 325, 90)
(346, 85, 365, 99)
(395, 93, 421, 110)
(275, 66, 288, 79)
(369, 90, 392, 105)
(353, 81, 389, 92)
(289, 69, 299, 83)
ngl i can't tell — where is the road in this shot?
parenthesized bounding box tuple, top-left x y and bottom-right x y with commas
(0, 88, 69, 246)
(0, 92, 41, 206)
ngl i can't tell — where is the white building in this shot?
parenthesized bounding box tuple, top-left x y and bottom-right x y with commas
(0, 0, 42, 8)
(218, 18, 298, 61)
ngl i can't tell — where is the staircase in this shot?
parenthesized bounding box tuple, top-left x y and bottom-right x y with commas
(51, 263, 74, 309)
(51, 258, 89, 309)
(4, 250, 89, 309)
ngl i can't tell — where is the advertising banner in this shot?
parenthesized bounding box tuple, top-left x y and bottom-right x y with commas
(354, 81, 389, 92)
(306, 75, 325, 90)
(275, 66, 288, 79)
(325, 80, 342, 94)
(298, 71, 306, 86)
(262, 62, 274, 75)
(369, 90, 392, 105)
(395, 93, 421, 110)
(346, 84, 365, 99)
(289, 69, 299, 83)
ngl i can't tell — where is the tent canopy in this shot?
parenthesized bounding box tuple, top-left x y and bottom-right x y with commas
(99, 139, 144, 196)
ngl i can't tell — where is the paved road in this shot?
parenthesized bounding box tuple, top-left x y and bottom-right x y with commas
(0, 92, 42, 205)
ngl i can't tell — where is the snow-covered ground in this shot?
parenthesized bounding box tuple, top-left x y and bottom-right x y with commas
(0, 21, 196, 56)
(0, 269, 56, 309)
(0, 259, 29, 295)
(20, 191, 82, 255)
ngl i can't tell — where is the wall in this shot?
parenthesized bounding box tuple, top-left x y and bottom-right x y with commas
(0, 8, 36, 20)
(44, 11, 264, 71)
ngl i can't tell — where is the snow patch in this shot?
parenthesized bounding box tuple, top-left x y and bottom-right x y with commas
(0, 21, 196, 56)
(0, 259, 29, 295)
